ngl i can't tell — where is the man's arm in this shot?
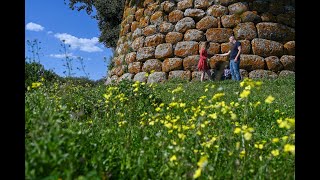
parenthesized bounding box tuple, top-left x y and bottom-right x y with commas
(234, 46, 241, 62)
(218, 50, 231, 56)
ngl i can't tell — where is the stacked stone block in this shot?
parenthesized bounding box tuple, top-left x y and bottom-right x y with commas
(107, 0, 295, 84)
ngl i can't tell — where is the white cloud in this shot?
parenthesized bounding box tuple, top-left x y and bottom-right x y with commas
(47, 31, 53, 34)
(54, 33, 103, 53)
(26, 22, 44, 32)
(49, 53, 78, 59)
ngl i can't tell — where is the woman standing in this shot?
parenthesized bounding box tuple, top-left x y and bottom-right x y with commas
(197, 42, 213, 82)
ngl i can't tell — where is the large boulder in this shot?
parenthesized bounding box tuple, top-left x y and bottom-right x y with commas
(128, 62, 142, 74)
(118, 73, 134, 82)
(143, 0, 155, 8)
(240, 11, 262, 23)
(135, 8, 144, 22)
(165, 32, 184, 44)
(168, 10, 184, 23)
(284, 41, 295, 55)
(159, 22, 174, 34)
(184, 29, 205, 41)
(139, 16, 150, 28)
(207, 5, 229, 17)
(161, 1, 175, 13)
(260, 12, 277, 22)
(168, 70, 192, 81)
(208, 55, 229, 69)
(147, 72, 167, 83)
(175, 41, 199, 57)
(206, 28, 234, 43)
(233, 22, 257, 40)
(239, 54, 265, 71)
(221, 14, 241, 28)
(144, 33, 165, 47)
(191, 70, 215, 81)
(113, 65, 125, 77)
(240, 69, 249, 79)
(143, 25, 157, 36)
(155, 43, 173, 59)
(114, 55, 125, 66)
(265, 56, 284, 72)
(144, 3, 160, 16)
(239, 40, 251, 54)
(125, 52, 137, 64)
(218, 0, 236, 6)
(142, 59, 163, 73)
(228, 2, 248, 15)
(278, 70, 295, 78)
(104, 75, 118, 85)
(133, 72, 148, 82)
(184, 8, 206, 20)
(162, 58, 183, 72)
(207, 42, 221, 55)
(196, 16, 218, 31)
(132, 36, 145, 51)
(249, 70, 278, 79)
(150, 11, 164, 25)
(280, 55, 295, 71)
(136, 47, 155, 62)
(132, 28, 143, 40)
(183, 55, 200, 71)
(194, 0, 213, 9)
(252, 38, 284, 57)
(175, 17, 196, 33)
(221, 42, 231, 53)
(126, 15, 135, 24)
(131, 21, 140, 33)
(177, 0, 193, 10)
(256, 22, 295, 42)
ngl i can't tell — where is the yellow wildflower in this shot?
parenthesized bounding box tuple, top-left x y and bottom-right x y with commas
(234, 128, 241, 134)
(208, 113, 217, 119)
(282, 136, 288, 141)
(265, 95, 275, 104)
(244, 132, 252, 141)
(271, 150, 280, 156)
(178, 133, 186, 140)
(284, 144, 295, 154)
(272, 138, 279, 143)
(31, 82, 42, 88)
(170, 155, 177, 162)
(193, 168, 201, 179)
(180, 103, 186, 108)
(240, 89, 250, 98)
(197, 156, 208, 168)
(239, 150, 246, 158)
(230, 112, 237, 120)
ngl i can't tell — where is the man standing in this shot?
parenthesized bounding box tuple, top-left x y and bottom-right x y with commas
(217, 36, 242, 81)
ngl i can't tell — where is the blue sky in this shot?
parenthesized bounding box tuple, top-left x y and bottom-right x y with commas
(25, 0, 113, 80)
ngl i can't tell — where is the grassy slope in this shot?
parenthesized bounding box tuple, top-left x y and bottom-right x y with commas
(25, 77, 295, 179)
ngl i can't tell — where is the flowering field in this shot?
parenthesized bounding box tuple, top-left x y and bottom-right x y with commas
(25, 77, 295, 179)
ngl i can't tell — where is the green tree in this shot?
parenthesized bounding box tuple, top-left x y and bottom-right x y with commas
(65, 0, 127, 49)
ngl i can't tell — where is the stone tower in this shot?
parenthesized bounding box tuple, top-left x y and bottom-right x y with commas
(106, 0, 295, 84)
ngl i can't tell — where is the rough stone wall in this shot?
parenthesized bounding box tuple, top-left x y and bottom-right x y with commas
(106, 0, 295, 83)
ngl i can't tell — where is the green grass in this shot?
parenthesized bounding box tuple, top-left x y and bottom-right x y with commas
(25, 76, 295, 180)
